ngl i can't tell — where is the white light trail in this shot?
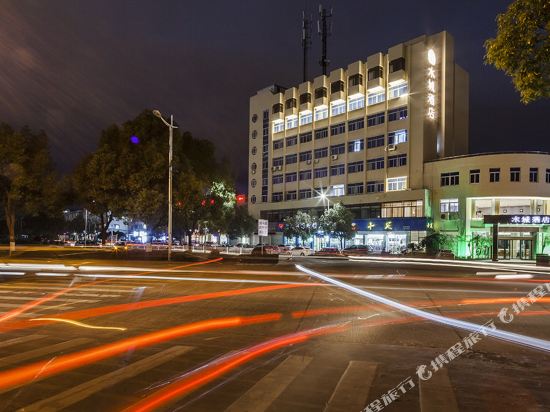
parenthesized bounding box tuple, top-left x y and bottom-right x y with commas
(495, 274, 534, 280)
(296, 265, 550, 353)
(0, 272, 25, 276)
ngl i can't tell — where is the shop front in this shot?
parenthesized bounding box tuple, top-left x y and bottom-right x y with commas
(352, 217, 429, 254)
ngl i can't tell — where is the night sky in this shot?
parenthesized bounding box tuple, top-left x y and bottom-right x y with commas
(1, 0, 549, 192)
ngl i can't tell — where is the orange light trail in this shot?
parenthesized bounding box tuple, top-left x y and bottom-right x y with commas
(0, 313, 281, 393)
(122, 307, 550, 411)
(122, 322, 350, 412)
(0, 283, 315, 333)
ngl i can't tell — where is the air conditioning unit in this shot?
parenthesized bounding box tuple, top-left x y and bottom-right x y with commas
(314, 159, 320, 163)
(306, 159, 312, 165)
(276, 166, 282, 171)
(331, 154, 338, 160)
(386, 144, 397, 151)
(271, 166, 277, 171)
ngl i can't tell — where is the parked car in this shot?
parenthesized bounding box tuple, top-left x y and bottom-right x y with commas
(277, 245, 291, 254)
(314, 247, 343, 257)
(342, 245, 371, 256)
(289, 246, 313, 256)
(251, 245, 279, 256)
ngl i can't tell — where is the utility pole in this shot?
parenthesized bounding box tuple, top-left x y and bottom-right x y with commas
(317, 4, 332, 76)
(302, 11, 312, 82)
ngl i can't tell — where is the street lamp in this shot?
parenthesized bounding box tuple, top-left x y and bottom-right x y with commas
(317, 188, 331, 211)
(153, 109, 179, 261)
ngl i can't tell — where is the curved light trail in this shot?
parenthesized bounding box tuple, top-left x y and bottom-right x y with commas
(122, 322, 350, 412)
(0, 283, 316, 333)
(29, 317, 127, 331)
(296, 264, 550, 353)
(0, 313, 281, 393)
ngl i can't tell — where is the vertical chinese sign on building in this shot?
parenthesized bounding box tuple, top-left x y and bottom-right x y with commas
(426, 48, 437, 120)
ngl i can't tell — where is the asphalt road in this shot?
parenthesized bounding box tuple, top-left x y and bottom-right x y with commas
(0, 254, 549, 412)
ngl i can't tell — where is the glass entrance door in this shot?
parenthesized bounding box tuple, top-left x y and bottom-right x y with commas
(499, 238, 533, 260)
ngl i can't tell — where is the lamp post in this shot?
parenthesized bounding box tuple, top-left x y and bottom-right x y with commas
(153, 109, 178, 261)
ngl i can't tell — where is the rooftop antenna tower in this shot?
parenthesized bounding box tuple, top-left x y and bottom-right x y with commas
(302, 11, 312, 82)
(317, 4, 332, 76)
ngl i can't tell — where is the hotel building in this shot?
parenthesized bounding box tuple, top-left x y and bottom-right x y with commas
(247, 31, 550, 259)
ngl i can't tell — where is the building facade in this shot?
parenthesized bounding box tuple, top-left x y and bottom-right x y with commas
(247, 30, 550, 259)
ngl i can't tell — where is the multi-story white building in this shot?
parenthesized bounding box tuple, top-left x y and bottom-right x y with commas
(247, 31, 550, 259)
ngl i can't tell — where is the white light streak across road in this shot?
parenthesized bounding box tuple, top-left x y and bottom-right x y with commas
(296, 265, 550, 353)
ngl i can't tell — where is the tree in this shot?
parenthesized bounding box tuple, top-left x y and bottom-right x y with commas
(283, 212, 316, 246)
(319, 203, 354, 248)
(73, 110, 229, 244)
(0, 124, 59, 254)
(227, 205, 256, 241)
(484, 0, 550, 103)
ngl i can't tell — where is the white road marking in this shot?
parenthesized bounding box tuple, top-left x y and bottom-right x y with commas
(419, 367, 459, 412)
(225, 355, 313, 412)
(0, 296, 99, 304)
(325, 361, 378, 412)
(0, 334, 45, 349)
(0, 338, 92, 368)
(18, 346, 194, 412)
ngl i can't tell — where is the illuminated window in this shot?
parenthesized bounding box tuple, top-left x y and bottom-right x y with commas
(386, 177, 407, 191)
(329, 184, 345, 196)
(440, 199, 459, 213)
(348, 139, 364, 152)
(286, 116, 298, 129)
(273, 120, 284, 133)
(331, 101, 346, 116)
(389, 83, 408, 99)
(388, 129, 407, 144)
(314, 106, 328, 121)
(348, 95, 365, 111)
(367, 91, 385, 106)
(299, 112, 312, 126)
